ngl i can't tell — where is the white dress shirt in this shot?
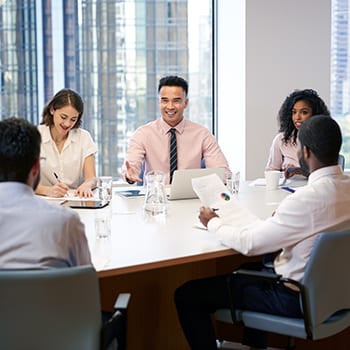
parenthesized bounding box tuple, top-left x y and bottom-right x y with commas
(0, 182, 91, 268)
(207, 165, 350, 281)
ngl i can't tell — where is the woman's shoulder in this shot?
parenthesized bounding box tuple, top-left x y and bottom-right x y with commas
(271, 132, 284, 145)
(273, 132, 284, 140)
(70, 128, 96, 149)
(70, 127, 93, 140)
(37, 124, 48, 132)
(37, 124, 51, 142)
(72, 127, 91, 135)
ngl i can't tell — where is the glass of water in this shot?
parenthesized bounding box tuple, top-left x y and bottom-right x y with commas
(98, 176, 113, 201)
(226, 171, 240, 194)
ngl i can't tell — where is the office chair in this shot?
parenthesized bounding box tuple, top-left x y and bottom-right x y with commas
(338, 154, 345, 170)
(215, 230, 350, 349)
(0, 265, 130, 350)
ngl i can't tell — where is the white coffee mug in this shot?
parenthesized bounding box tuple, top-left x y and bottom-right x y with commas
(264, 170, 281, 190)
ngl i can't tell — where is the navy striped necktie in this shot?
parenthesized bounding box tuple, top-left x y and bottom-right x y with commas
(169, 128, 177, 183)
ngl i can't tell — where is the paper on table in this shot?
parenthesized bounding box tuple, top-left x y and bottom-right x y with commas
(249, 177, 287, 187)
(38, 190, 99, 201)
(192, 173, 259, 226)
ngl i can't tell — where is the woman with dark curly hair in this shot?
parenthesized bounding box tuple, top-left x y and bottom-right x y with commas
(35, 88, 98, 198)
(266, 89, 330, 178)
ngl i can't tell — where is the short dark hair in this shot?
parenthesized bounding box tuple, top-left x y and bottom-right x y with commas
(40, 88, 84, 129)
(298, 115, 342, 165)
(0, 117, 41, 182)
(158, 76, 188, 96)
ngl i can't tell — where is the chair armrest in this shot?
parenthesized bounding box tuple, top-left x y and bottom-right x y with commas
(114, 293, 131, 311)
(233, 268, 282, 281)
(101, 293, 131, 350)
(226, 269, 304, 325)
(233, 269, 304, 292)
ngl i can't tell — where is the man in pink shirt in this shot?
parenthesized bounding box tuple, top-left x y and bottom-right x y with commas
(121, 75, 231, 185)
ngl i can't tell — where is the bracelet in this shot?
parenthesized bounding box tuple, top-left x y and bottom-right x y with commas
(126, 178, 135, 185)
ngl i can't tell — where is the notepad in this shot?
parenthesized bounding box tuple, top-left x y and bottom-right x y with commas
(115, 189, 145, 198)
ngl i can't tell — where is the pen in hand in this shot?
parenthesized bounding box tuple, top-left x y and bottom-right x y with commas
(52, 172, 69, 197)
(53, 172, 60, 183)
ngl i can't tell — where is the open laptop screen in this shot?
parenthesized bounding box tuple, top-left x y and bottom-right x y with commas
(168, 168, 225, 200)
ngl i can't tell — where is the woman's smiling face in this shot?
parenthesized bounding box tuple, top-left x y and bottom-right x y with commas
(50, 105, 79, 136)
(291, 100, 313, 130)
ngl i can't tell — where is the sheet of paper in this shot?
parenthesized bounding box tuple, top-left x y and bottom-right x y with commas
(37, 190, 100, 202)
(192, 173, 259, 226)
(249, 177, 287, 187)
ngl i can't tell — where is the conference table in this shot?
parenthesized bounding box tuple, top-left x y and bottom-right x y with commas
(72, 181, 283, 349)
(79, 181, 289, 273)
(74, 180, 350, 350)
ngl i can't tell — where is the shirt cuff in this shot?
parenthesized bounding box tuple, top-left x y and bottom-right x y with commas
(207, 217, 222, 233)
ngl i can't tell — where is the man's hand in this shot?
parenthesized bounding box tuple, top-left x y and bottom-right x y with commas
(125, 160, 142, 183)
(199, 206, 219, 228)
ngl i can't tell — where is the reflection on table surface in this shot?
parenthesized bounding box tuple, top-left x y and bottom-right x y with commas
(74, 180, 298, 274)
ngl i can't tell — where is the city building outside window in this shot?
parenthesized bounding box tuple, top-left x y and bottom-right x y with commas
(331, 0, 350, 166)
(0, 0, 214, 179)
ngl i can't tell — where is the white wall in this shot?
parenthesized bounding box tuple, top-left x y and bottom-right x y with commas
(217, 0, 331, 180)
(216, 0, 246, 178)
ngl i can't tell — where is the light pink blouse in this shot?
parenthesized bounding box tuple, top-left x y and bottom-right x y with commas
(265, 133, 299, 171)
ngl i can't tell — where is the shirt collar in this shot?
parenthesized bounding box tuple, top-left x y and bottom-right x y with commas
(159, 117, 186, 134)
(308, 165, 343, 184)
(41, 125, 78, 144)
(40, 125, 52, 144)
(0, 182, 33, 201)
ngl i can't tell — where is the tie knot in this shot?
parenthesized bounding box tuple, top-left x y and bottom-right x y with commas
(170, 128, 176, 135)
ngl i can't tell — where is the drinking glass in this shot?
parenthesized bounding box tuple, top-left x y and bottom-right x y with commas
(98, 176, 113, 201)
(143, 170, 168, 216)
(226, 171, 240, 194)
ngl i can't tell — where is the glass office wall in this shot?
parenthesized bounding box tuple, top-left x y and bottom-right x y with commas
(0, 0, 214, 178)
(331, 0, 350, 164)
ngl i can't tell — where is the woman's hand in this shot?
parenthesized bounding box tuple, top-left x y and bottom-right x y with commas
(74, 183, 95, 198)
(47, 182, 69, 198)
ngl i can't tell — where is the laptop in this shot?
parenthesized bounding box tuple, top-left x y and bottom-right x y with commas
(168, 168, 225, 200)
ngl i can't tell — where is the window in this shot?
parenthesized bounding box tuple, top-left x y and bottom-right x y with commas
(331, 0, 350, 164)
(0, 0, 214, 179)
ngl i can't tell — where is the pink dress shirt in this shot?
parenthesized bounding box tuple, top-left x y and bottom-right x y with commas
(265, 133, 299, 171)
(122, 117, 231, 184)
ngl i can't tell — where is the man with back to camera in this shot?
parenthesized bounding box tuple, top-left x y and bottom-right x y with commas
(0, 117, 126, 349)
(121, 75, 231, 185)
(0, 117, 91, 268)
(174, 115, 350, 350)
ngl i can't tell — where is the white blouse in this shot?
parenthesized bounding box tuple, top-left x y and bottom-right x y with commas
(38, 125, 97, 189)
